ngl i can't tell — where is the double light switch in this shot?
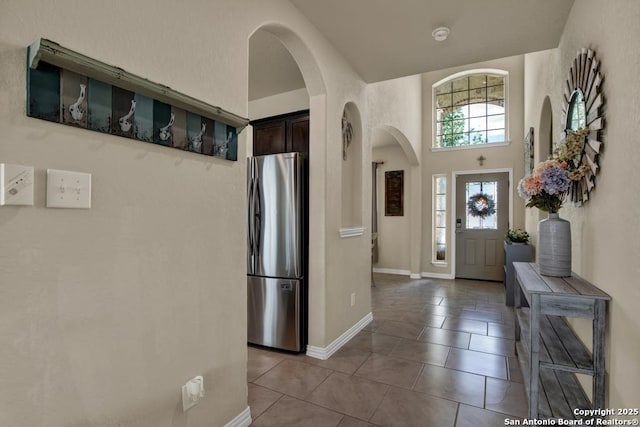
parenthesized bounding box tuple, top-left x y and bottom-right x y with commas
(46, 169, 92, 209)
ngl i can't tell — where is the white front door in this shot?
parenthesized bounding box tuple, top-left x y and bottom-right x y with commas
(455, 172, 508, 281)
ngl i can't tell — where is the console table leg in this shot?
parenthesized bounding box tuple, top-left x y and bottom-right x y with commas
(593, 299, 606, 410)
(529, 294, 540, 419)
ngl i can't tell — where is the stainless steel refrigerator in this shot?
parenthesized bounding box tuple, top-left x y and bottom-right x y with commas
(247, 153, 307, 352)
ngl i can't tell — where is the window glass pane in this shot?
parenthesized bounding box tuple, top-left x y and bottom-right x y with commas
(483, 181, 497, 196)
(487, 102, 504, 116)
(435, 81, 452, 95)
(450, 132, 468, 146)
(482, 214, 497, 229)
(467, 214, 481, 229)
(469, 87, 486, 104)
(466, 182, 481, 194)
(452, 77, 468, 92)
(487, 84, 504, 102)
(452, 90, 470, 107)
(469, 75, 486, 90)
(487, 114, 505, 131)
(458, 105, 469, 120)
(469, 116, 487, 132)
(465, 180, 498, 230)
(433, 175, 447, 263)
(436, 94, 452, 108)
(487, 129, 505, 143)
(468, 102, 487, 118)
(470, 131, 486, 144)
(486, 75, 504, 86)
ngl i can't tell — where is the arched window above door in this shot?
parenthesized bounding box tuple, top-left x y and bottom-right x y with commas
(433, 71, 508, 149)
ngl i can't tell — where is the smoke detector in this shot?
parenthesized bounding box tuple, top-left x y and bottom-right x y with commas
(432, 27, 450, 42)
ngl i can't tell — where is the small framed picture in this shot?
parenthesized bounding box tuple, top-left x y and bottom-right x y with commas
(524, 127, 534, 175)
(385, 170, 404, 216)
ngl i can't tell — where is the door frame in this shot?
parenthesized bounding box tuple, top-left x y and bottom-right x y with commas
(450, 168, 513, 279)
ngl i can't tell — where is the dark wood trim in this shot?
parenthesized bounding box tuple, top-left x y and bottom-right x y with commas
(249, 109, 309, 127)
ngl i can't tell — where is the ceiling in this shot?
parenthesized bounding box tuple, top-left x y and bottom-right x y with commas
(249, 0, 574, 100)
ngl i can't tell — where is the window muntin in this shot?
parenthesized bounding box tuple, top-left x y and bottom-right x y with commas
(433, 175, 447, 262)
(434, 73, 506, 148)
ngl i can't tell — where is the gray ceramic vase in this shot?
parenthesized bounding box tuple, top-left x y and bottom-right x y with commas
(537, 212, 571, 277)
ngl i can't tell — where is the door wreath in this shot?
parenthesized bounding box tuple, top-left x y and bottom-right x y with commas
(467, 193, 496, 218)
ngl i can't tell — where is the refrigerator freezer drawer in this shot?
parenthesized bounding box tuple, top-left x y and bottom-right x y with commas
(247, 276, 301, 352)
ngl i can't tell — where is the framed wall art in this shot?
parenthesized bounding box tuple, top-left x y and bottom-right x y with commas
(385, 170, 404, 216)
(524, 127, 534, 176)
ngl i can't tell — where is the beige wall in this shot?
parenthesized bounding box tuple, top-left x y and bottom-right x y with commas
(248, 88, 310, 120)
(0, 1, 250, 425)
(0, 0, 372, 425)
(372, 145, 412, 273)
(421, 55, 526, 277)
(367, 75, 423, 163)
(367, 75, 423, 276)
(523, 0, 640, 409)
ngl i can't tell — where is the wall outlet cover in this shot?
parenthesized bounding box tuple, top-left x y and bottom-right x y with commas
(0, 163, 34, 206)
(181, 375, 205, 412)
(46, 169, 92, 209)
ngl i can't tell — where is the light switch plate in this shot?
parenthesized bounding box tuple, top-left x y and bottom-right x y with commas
(46, 169, 92, 209)
(0, 163, 34, 206)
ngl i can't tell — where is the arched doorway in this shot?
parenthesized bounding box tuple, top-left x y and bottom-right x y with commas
(371, 125, 421, 278)
(247, 24, 328, 351)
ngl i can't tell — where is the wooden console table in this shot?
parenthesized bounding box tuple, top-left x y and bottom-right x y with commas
(513, 262, 611, 420)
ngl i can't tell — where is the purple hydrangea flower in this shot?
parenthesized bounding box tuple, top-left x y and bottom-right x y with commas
(540, 165, 570, 195)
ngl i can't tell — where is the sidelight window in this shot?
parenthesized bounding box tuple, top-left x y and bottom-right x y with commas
(432, 175, 447, 263)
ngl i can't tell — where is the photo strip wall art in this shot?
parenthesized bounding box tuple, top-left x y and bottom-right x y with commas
(27, 60, 239, 161)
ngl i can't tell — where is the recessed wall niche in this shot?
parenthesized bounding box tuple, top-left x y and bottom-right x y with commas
(340, 102, 363, 231)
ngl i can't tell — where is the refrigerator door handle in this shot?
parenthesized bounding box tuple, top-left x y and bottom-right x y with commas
(254, 171, 261, 254)
(247, 162, 255, 260)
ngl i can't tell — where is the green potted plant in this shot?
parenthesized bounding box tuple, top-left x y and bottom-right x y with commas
(506, 228, 530, 244)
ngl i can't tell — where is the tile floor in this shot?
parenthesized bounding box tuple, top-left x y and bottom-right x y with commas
(247, 274, 528, 426)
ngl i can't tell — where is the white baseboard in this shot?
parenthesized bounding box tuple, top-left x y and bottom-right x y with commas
(372, 268, 411, 276)
(409, 273, 421, 279)
(225, 406, 251, 427)
(306, 312, 373, 360)
(339, 226, 366, 238)
(421, 271, 455, 280)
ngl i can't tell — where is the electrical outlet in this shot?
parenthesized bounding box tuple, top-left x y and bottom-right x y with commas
(0, 164, 34, 206)
(182, 375, 205, 412)
(46, 169, 91, 209)
(350, 293, 356, 307)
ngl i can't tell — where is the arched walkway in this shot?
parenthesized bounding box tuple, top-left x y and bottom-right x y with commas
(248, 23, 328, 349)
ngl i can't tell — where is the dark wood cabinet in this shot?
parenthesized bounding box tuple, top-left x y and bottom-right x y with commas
(252, 110, 309, 156)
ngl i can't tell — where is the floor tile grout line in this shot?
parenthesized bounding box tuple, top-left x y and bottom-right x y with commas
(247, 356, 287, 383)
(452, 402, 461, 427)
(410, 362, 426, 391)
(250, 392, 286, 424)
